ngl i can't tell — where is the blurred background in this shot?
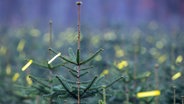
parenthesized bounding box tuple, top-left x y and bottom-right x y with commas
(0, 0, 184, 31)
(1, 0, 184, 104)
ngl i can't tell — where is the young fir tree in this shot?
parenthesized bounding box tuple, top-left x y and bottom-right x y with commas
(26, 1, 124, 104)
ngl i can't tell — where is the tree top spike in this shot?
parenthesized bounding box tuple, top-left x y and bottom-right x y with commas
(76, 1, 82, 5)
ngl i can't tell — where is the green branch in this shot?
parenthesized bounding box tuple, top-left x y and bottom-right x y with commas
(69, 70, 78, 78)
(56, 76, 77, 99)
(81, 76, 98, 96)
(63, 65, 78, 73)
(81, 66, 94, 71)
(80, 48, 104, 65)
(105, 76, 124, 89)
(80, 71, 89, 77)
(77, 49, 80, 64)
(49, 48, 78, 65)
(29, 75, 51, 89)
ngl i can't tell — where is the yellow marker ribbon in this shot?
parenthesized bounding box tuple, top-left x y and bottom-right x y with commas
(6, 64, 11, 75)
(176, 55, 183, 64)
(48, 53, 61, 64)
(26, 75, 32, 85)
(172, 72, 182, 80)
(100, 69, 109, 76)
(22, 60, 33, 71)
(12, 73, 20, 82)
(117, 60, 128, 70)
(137, 90, 160, 98)
(17, 39, 25, 52)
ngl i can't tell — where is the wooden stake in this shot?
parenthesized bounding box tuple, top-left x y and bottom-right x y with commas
(76, 1, 82, 104)
(173, 86, 176, 104)
(181, 96, 184, 104)
(154, 64, 159, 104)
